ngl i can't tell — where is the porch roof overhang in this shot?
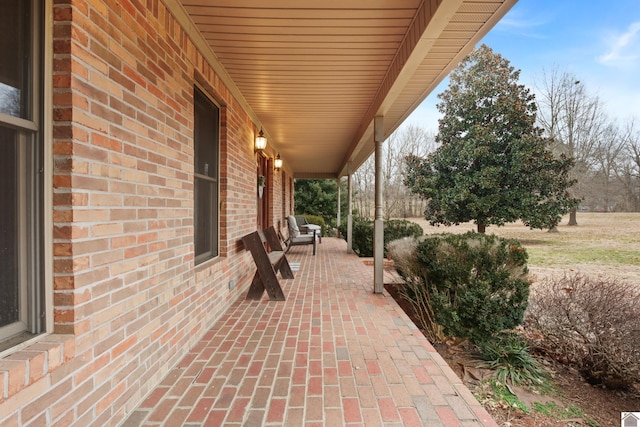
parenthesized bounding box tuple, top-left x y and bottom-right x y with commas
(169, 0, 516, 178)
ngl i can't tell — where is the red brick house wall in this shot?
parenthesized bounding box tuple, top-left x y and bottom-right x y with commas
(0, 0, 290, 425)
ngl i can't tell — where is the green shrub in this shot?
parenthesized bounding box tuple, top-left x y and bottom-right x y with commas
(350, 216, 374, 256)
(337, 216, 373, 256)
(338, 217, 423, 257)
(390, 232, 530, 344)
(301, 214, 328, 236)
(385, 219, 423, 245)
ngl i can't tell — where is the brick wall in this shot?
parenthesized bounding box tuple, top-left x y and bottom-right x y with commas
(0, 0, 291, 425)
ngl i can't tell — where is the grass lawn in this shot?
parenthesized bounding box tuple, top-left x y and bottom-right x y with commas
(401, 212, 640, 426)
(409, 212, 640, 283)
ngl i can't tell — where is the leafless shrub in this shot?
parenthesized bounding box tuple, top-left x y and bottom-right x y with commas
(387, 237, 444, 342)
(525, 273, 640, 389)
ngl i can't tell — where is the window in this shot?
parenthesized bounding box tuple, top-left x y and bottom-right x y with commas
(193, 87, 219, 264)
(0, 0, 44, 350)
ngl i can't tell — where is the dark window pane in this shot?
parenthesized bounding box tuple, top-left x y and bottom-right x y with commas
(0, 126, 19, 327)
(194, 89, 218, 178)
(0, 0, 31, 118)
(195, 178, 213, 256)
(193, 87, 219, 263)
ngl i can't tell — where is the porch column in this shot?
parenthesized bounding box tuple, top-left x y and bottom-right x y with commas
(336, 178, 341, 228)
(347, 166, 353, 253)
(374, 116, 384, 294)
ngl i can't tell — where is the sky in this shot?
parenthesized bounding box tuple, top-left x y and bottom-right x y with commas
(406, 0, 640, 133)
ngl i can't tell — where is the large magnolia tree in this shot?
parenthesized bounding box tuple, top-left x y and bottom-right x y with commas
(405, 45, 579, 233)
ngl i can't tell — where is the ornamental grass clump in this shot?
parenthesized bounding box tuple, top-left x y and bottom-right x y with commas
(387, 236, 443, 342)
(475, 332, 546, 386)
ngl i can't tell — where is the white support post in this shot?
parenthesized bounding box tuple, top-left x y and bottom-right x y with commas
(336, 178, 341, 228)
(374, 116, 384, 294)
(347, 167, 353, 253)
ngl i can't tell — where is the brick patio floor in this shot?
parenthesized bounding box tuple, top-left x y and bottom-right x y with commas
(122, 237, 497, 427)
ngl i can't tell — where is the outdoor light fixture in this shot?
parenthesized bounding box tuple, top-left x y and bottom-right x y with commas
(274, 153, 282, 172)
(255, 128, 267, 152)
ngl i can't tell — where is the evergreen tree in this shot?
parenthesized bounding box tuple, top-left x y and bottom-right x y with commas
(294, 179, 346, 226)
(405, 45, 578, 233)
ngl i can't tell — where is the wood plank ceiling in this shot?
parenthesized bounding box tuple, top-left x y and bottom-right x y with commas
(178, 0, 516, 177)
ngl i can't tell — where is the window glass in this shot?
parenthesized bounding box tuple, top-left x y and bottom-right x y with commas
(194, 87, 219, 262)
(0, 0, 31, 118)
(194, 179, 213, 256)
(194, 94, 218, 178)
(0, 127, 19, 328)
(0, 0, 42, 349)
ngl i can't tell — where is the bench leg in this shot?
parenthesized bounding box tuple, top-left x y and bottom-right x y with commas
(245, 272, 265, 300)
(275, 256, 294, 279)
(246, 269, 286, 301)
(312, 230, 317, 255)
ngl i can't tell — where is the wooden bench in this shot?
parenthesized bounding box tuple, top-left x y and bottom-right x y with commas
(242, 226, 294, 301)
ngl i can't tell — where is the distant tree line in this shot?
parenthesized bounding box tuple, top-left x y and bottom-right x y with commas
(536, 68, 640, 216)
(351, 125, 435, 219)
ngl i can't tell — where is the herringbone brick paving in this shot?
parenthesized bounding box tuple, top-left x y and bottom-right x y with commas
(123, 237, 497, 426)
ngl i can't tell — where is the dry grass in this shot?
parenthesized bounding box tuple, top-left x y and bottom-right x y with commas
(407, 212, 640, 284)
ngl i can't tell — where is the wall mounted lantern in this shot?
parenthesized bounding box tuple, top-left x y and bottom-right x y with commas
(255, 128, 267, 152)
(274, 153, 282, 172)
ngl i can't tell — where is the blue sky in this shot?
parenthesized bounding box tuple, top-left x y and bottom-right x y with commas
(407, 0, 640, 132)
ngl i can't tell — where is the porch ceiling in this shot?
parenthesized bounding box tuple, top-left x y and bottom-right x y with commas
(176, 0, 516, 178)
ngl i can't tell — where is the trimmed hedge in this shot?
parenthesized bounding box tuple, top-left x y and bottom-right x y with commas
(300, 214, 328, 236)
(389, 232, 530, 345)
(338, 217, 423, 257)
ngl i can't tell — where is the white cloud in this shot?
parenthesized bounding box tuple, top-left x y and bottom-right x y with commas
(493, 16, 549, 39)
(598, 21, 640, 67)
